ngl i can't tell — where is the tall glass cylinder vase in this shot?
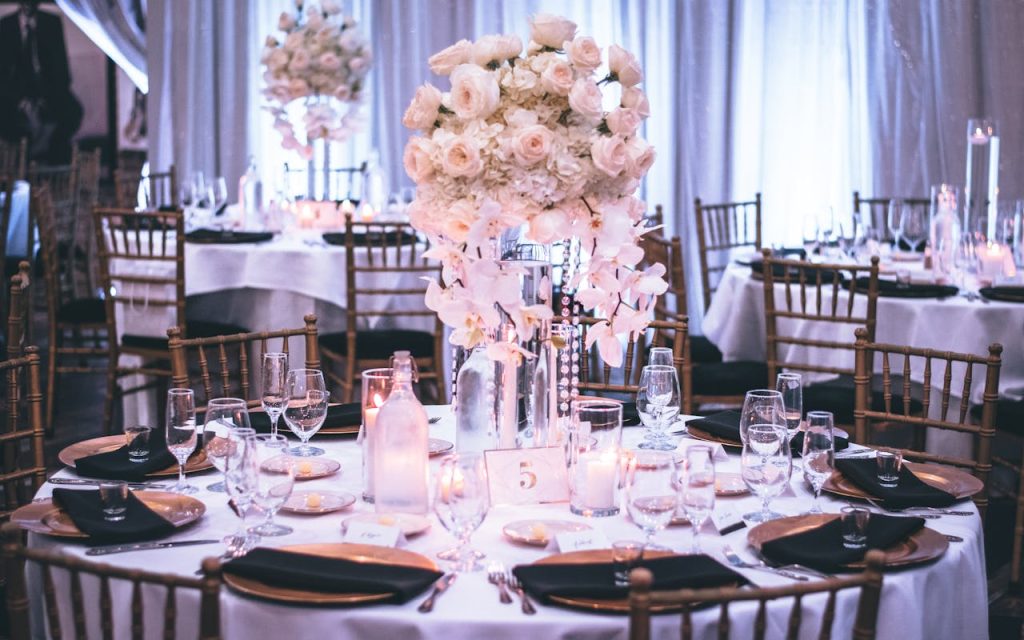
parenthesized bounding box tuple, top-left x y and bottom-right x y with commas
(965, 118, 999, 237)
(454, 345, 498, 454)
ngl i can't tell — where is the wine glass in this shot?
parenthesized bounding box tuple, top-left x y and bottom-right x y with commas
(247, 433, 295, 537)
(887, 199, 906, 250)
(208, 176, 229, 214)
(165, 389, 198, 495)
(261, 353, 288, 437)
(223, 435, 260, 556)
(201, 397, 252, 492)
(899, 205, 928, 252)
(624, 450, 676, 550)
(801, 411, 835, 514)
(740, 424, 792, 523)
(282, 369, 329, 456)
(434, 453, 490, 572)
(636, 365, 680, 450)
(802, 214, 820, 257)
(739, 389, 786, 445)
(678, 445, 715, 553)
(775, 373, 803, 434)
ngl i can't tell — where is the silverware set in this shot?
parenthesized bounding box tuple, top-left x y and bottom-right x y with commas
(487, 565, 513, 604)
(863, 497, 972, 518)
(722, 544, 815, 581)
(87, 539, 219, 556)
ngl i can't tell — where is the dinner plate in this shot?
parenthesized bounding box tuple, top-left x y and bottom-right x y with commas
(823, 460, 983, 502)
(341, 513, 431, 537)
(10, 492, 206, 539)
(280, 491, 356, 515)
(223, 543, 437, 605)
(429, 438, 454, 457)
(502, 520, 592, 546)
(263, 456, 341, 481)
(685, 426, 741, 449)
(747, 513, 948, 569)
(58, 436, 213, 477)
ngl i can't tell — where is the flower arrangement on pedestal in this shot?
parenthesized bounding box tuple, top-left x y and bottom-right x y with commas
(260, 0, 372, 159)
(402, 14, 666, 366)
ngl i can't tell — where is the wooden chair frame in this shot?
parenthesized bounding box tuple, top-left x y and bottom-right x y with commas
(75, 148, 103, 297)
(0, 138, 27, 180)
(5, 261, 30, 360)
(852, 191, 929, 243)
(628, 550, 885, 640)
(853, 327, 1002, 520)
(2, 523, 222, 640)
(114, 165, 176, 210)
(577, 317, 686, 396)
(695, 193, 762, 313)
(0, 348, 46, 522)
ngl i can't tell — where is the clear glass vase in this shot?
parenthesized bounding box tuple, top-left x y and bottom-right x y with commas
(454, 345, 498, 454)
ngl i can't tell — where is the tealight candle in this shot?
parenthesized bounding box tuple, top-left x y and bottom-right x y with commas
(581, 449, 619, 509)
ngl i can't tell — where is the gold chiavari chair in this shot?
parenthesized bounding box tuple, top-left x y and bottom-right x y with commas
(852, 191, 929, 244)
(29, 150, 79, 259)
(2, 523, 222, 640)
(168, 315, 320, 410)
(628, 550, 886, 640)
(853, 328, 1002, 520)
(75, 148, 103, 295)
(5, 261, 30, 360)
(0, 348, 46, 523)
(576, 317, 686, 397)
(320, 214, 445, 403)
(0, 138, 27, 180)
(694, 193, 762, 313)
(642, 204, 664, 233)
(114, 165, 177, 210)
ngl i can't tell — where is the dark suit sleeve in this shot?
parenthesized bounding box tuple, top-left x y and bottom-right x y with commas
(38, 11, 72, 90)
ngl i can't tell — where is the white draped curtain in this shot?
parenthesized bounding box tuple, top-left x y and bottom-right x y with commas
(57, 0, 148, 92)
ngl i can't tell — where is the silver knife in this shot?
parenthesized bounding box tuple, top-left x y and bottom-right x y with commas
(49, 478, 167, 490)
(417, 573, 456, 613)
(86, 539, 220, 556)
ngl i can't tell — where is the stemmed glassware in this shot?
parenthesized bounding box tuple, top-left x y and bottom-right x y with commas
(775, 373, 803, 434)
(802, 215, 820, 257)
(247, 433, 295, 537)
(636, 364, 680, 450)
(165, 389, 198, 495)
(282, 369, 329, 457)
(208, 176, 229, 214)
(739, 389, 787, 445)
(740, 424, 792, 523)
(888, 199, 906, 250)
(624, 450, 677, 550)
(261, 353, 288, 437)
(899, 205, 928, 252)
(801, 411, 835, 514)
(678, 446, 715, 553)
(202, 397, 253, 492)
(223, 435, 260, 557)
(434, 454, 490, 572)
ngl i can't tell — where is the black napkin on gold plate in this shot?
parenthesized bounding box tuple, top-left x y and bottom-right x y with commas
(51, 488, 176, 544)
(322, 231, 418, 247)
(760, 513, 925, 571)
(247, 403, 361, 433)
(857, 277, 958, 299)
(185, 229, 274, 244)
(834, 458, 957, 508)
(979, 286, 1024, 303)
(74, 430, 177, 481)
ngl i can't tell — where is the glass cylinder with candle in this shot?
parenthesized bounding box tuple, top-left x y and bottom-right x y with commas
(361, 368, 393, 503)
(569, 400, 624, 517)
(964, 118, 999, 236)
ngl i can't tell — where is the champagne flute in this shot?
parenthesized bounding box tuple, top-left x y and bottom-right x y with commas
(434, 453, 490, 572)
(247, 433, 295, 537)
(801, 411, 835, 514)
(201, 397, 252, 492)
(223, 435, 260, 556)
(740, 424, 792, 523)
(624, 450, 676, 550)
(261, 353, 288, 437)
(282, 369, 329, 457)
(739, 389, 786, 445)
(775, 373, 803, 434)
(679, 446, 716, 553)
(165, 389, 198, 495)
(636, 365, 680, 450)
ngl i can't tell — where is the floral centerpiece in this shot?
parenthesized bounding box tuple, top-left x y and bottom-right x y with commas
(402, 14, 666, 366)
(260, 0, 372, 159)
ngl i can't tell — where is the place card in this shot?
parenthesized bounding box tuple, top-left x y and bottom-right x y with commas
(710, 507, 746, 535)
(484, 446, 570, 506)
(555, 528, 610, 552)
(342, 521, 403, 547)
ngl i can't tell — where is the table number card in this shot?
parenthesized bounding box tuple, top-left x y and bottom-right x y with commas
(484, 446, 570, 505)
(342, 521, 403, 547)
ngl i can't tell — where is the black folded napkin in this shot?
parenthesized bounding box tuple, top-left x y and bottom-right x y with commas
(857, 277, 958, 299)
(512, 555, 746, 602)
(74, 430, 177, 481)
(979, 286, 1024, 303)
(760, 513, 925, 571)
(834, 458, 957, 508)
(322, 231, 418, 247)
(687, 411, 848, 454)
(789, 430, 849, 455)
(750, 260, 842, 283)
(734, 248, 806, 267)
(51, 488, 176, 544)
(186, 229, 274, 244)
(248, 403, 362, 432)
(223, 547, 443, 603)
(621, 401, 641, 426)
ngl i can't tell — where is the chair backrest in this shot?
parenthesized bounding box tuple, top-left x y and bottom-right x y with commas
(115, 165, 177, 210)
(33, 187, 75, 326)
(641, 233, 688, 323)
(762, 251, 880, 382)
(5, 261, 31, 360)
(168, 316, 321, 410)
(75, 149, 104, 296)
(852, 191, 929, 243)
(577, 317, 687, 395)
(0, 138, 27, 180)
(2, 522, 222, 640)
(0, 348, 45, 522)
(853, 327, 1002, 519)
(642, 204, 664, 233)
(628, 550, 885, 640)
(694, 193, 762, 312)
(93, 208, 186, 340)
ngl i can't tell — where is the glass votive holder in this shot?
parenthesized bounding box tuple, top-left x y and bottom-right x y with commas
(99, 481, 129, 522)
(611, 540, 644, 586)
(360, 368, 393, 504)
(124, 425, 152, 463)
(569, 401, 624, 517)
(840, 506, 870, 549)
(875, 450, 903, 487)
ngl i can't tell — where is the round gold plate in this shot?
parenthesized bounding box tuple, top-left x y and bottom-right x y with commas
(747, 513, 949, 569)
(685, 426, 741, 449)
(823, 461, 983, 503)
(502, 520, 592, 547)
(223, 543, 438, 605)
(10, 492, 206, 539)
(58, 436, 213, 478)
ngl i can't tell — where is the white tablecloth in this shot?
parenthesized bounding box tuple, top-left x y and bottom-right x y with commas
(26, 406, 988, 640)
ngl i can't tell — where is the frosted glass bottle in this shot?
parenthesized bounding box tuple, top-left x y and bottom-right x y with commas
(238, 156, 263, 227)
(930, 193, 961, 283)
(363, 149, 387, 214)
(373, 351, 429, 514)
(455, 345, 498, 453)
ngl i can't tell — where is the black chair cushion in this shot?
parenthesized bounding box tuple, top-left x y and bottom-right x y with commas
(691, 361, 768, 396)
(121, 320, 248, 351)
(56, 298, 107, 324)
(690, 335, 723, 364)
(320, 329, 435, 360)
(802, 375, 922, 425)
(971, 399, 1024, 437)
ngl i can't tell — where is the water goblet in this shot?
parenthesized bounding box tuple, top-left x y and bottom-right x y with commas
(801, 411, 835, 514)
(247, 433, 295, 537)
(261, 353, 288, 437)
(679, 446, 715, 553)
(202, 398, 252, 492)
(740, 424, 792, 523)
(636, 365, 680, 450)
(434, 453, 490, 572)
(223, 436, 260, 556)
(282, 369, 329, 456)
(624, 450, 677, 550)
(739, 389, 786, 445)
(775, 373, 803, 434)
(165, 388, 198, 495)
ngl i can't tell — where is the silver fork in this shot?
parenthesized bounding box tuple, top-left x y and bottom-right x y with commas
(487, 564, 513, 604)
(721, 545, 808, 581)
(505, 570, 537, 614)
(752, 550, 835, 579)
(863, 497, 965, 517)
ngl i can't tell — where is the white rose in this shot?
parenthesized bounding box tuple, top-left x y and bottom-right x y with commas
(403, 137, 436, 183)
(606, 107, 642, 137)
(288, 77, 311, 99)
(528, 207, 570, 244)
(349, 56, 369, 74)
(565, 36, 601, 70)
(317, 52, 341, 71)
(449, 64, 500, 120)
(402, 83, 443, 130)
(495, 34, 523, 61)
(339, 29, 361, 53)
(284, 32, 304, 51)
(568, 78, 603, 122)
(608, 44, 643, 87)
(510, 125, 553, 166)
(440, 135, 484, 177)
(472, 35, 510, 66)
(540, 60, 574, 96)
(624, 137, 655, 177)
(591, 135, 628, 177)
(620, 86, 651, 118)
(278, 12, 296, 31)
(528, 13, 577, 50)
(429, 39, 473, 75)
(322, 0, 342, 15)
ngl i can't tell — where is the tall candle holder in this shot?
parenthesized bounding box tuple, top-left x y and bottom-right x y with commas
(361, 368, 392, 503)
(965, 118, 999, 237)
(569, 400, 624, 517)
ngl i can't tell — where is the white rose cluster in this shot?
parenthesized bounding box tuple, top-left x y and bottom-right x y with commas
(403, 14, 664, 366)
(260, 2, 372, 156)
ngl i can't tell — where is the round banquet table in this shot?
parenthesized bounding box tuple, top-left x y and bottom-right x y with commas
(24, 406, 987, 640)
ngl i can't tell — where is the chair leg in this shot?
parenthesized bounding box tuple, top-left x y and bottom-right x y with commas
(45, 340, 57, 434)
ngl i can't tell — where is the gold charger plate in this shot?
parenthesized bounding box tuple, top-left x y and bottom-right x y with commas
(223, 543, 438, 606)
(263, 456, 341, 481)
(685, 426, 741, 449)
(58, 436, 213, 478)
(10, 492, 206, 539)
(502, 520, 592, 546)
(342, 513, 432, 537)
(747, 513, 948, 569)
(823, 461, 982, 502)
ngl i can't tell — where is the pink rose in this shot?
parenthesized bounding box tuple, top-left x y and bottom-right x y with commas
(510, 125, 553, 166)
(565, 36, 601, 70)
(568, 78, 603, 122)
(449, 64, 500, 120)
(402, 83, 443, 130)
(441, 135, 484, 177)
(527, 207, 571, 243)
(591, 136, 628, 177)
(625, 137, 655, 177)
(540, 60, 574, 96)
(278, 12, 296, 31)
(288, 49, 310, 72)
(528, 13, 577, 50)
(429, 39, 473, 75)
(443, 200, 477, 242)
(609, 45, 643, 87)
(287, 77, 310, 99)
(317, 52, 341, 71)
(606, 107, 642, 137)
(403, 137, 436, 183)
(348, 56, 369, 74)
(620, 86, 650, 118)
